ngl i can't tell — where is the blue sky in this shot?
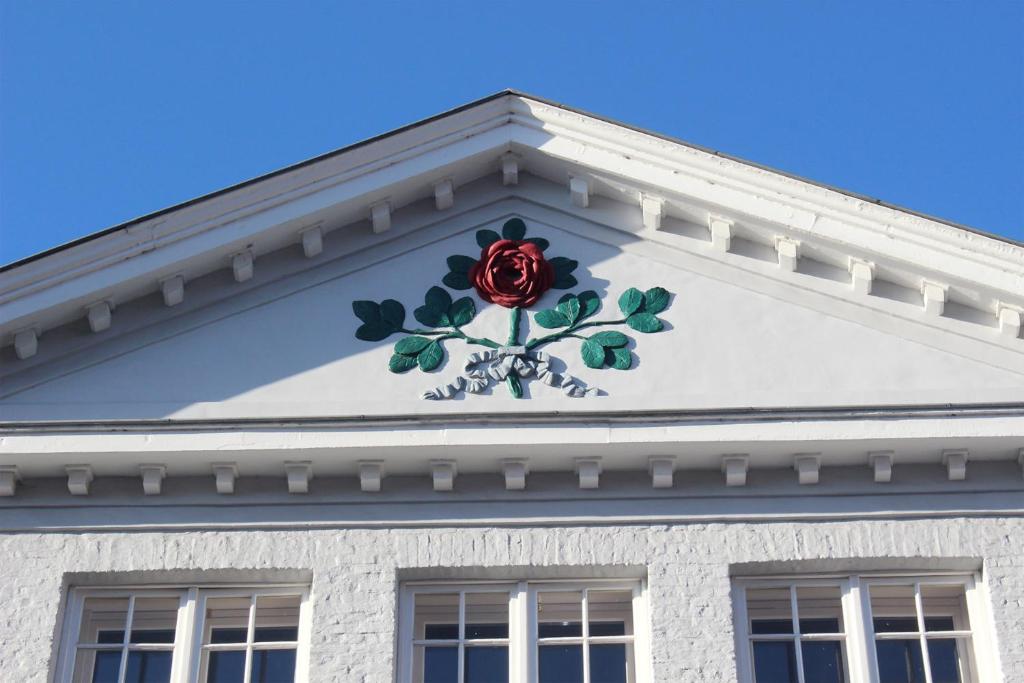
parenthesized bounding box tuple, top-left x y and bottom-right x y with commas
(1, 1, 1022, 264)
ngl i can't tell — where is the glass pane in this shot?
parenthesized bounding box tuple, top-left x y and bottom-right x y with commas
(254, 595, 301, 642)
(72, 649, 121, 683)
(125, 651, 173, 683)
(796, 585, 844, 634)
(870, 585, 919, 633)
(539, 644, 583, 683)
(752, 641, 797, 683)
(747, 587, 793, 634)
(921, 584, 970, 632)
(465, 646, 508, 683)
(875, 639, 926, 683)
(591, 643, 633, 683)
(416, 593, 460, 640)
(801, 641, 846, 683)
(928, 639, 967, 683)
(588, 590, 633, 638)
(205, 597, 251, 644)
(251, 649, 297, 683)
(130, 597, 179, 644)
(206, 650, 246, 683)
(538, 591, 583, 638)
(413, 645, 457, 683)
(79, 597, 130, 644)
(465, 592, 509, 639)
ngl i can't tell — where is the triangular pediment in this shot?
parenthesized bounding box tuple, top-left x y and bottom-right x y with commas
(1, 92, 1022, 423)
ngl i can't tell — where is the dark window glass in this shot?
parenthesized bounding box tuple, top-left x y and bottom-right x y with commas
(250, 649, 296, 683)
(927, 640, 963, 683)
(465, 623, 509, 639)
(125, 651, 173, 683)
(253, 627, 298, 642)
(752, 641, 797, 683)
(751, 619, 793, 635)
(538, 622, 583, 638)
(590, 643, 627, 683)
(129, 629, 176, 644)
(211, 628, 249, 644)
(424, 646, 458, 683)
(207, 650, 246, 683)
(875, 639, 926, 683)
(90, 651, 122, 683)
(539, 644, 583, 683)
(924, 617, 956, 632)
(874, 617, 919, 634)
(799, 618, 841, 634)
(97, 630, 124, 644)
(801, 641, 845, 683)
(424, 624, 460, 640)
(464, 646, 508, 683)
(589, 621, 626, 637)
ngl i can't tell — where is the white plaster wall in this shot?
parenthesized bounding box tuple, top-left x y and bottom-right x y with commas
(3, 518, 1021, 682)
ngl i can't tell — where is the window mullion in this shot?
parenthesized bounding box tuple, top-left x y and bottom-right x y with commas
(116, 593, 137, 683)
(458, 591, 466, 683)
(242, 593, 257, 683)
(581, 588, 591, 683)
(912, 582, 934, 683)
(788, 585, 806, 683)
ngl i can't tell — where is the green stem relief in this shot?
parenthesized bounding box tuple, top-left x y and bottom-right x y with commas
(505, 307, 523, 398)
(525, 318, 627, 349)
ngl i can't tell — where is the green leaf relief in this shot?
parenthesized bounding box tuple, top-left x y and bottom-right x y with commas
(556, 295, 582, 324)
(425, 286, 452, 312)
(448, 297, 476, 327)
(476, 229, 501, 248)
(643, 286, 670, 314)
(502, 218, 527, 241)
(577, 290, 601, 319)
(534, 309, 570, 329)
(626, 312, 663, 333)
(607, 346, 632, 370)
(355, 322, 393, 342)
(394, 336, 432, 356)
(590, 330, 629, 348)
(442, 271, 472, 290)
(446, 255, 477, 273)
(414, 305, 447, 327)
(581, 339, 606, 368)
(618, 288, 644, 316)
(352, 300, 380, 324)
(388, 353, 418, 373)
(379, 300, 406, 329)
(417, 341, 444, 371)
(524, 237, 549, 251)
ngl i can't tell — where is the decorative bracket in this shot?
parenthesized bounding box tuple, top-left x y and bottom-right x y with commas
(66, 465, 94, 496)
(14, 328, 38, 359)
(231, 251, 254, 283)
(722, 454, 749, 487)
(212, 463, 238, 494)
(300, 226, 323, 258)
(139, 464, 166, 495)
(849, 258, 875, 295)
(430, 460, 457, 491)
(86, 301, 113, 333)
(161, 275, 185, 307)
(869, 451, 894, 483)
(569, 176, 590, 208)
(434, 179, 454, 211)
(501, 458, 529, 491)
(648, 456, 676, 489)
(708, 215, 733, 252)
(942, 449, 968, 481)
(921, 280, 947, 316)
(0, 466, 17, 496)
(359, 460, 384, 492)
(370, 201, 392, 233)
(285, 461, 313, 494)
(501, 154, 519, 186)
(575, 457, 602, 489)
(793, 454, 821, 485)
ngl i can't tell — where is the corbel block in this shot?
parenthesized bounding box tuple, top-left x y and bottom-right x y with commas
(371, 201, 392, 234)
(300, 227, 323, 258)
(66, 465, 94, 496)
(849, 258, 875, 295)
(359, 460, 383, 492)
(721, 455, 749, 487)
(501, 154, 519, 186)
(575, 457, 601, 489)
(648, 456, 676, 489)
(708, 215, 733, 252)
(921, 280, 947, 316)
(232, 251, 254, 283)
(869, 451, 893, 483)
(501, 458, 529, 491)
(430, 460, 457, 492)
(434, 179, 454, 211)
(997, 304, 1022, 339)
(212, 463, 238, 494)
(569, 176, 590, 208)
(793, 454, 821, 485)
(284, 461, 312, 494)
(641, 195, 665, 231)
(942, 449, 968, 481)
(139, 464, 166, 496)
(86, 301, 113, 333)
(0, 466, 18, 496)
(161, 275, 185, 307)
(14, 329, 38, 359)
(775, 237, 801, 272)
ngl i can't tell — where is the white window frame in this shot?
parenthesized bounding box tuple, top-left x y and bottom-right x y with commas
(54, 583, 312, 683)
(732, 572, 1000, 683)
(397, 579, 652, 683)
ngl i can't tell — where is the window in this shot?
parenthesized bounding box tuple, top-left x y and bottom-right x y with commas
(732, 574, 997, 683)
(398, 580, 649, 683)
(57, 585, 310, 683)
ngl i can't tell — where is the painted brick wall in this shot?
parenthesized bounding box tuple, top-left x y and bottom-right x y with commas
(2, 518, 1021, 682)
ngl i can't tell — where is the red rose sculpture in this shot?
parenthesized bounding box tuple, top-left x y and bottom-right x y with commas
(469, 239, 555, 308)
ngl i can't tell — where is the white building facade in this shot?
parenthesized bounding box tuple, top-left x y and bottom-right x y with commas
(1, 92, 1022, 683)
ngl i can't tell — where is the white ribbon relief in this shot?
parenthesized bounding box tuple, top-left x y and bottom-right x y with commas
(421, 345, 599, 400)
